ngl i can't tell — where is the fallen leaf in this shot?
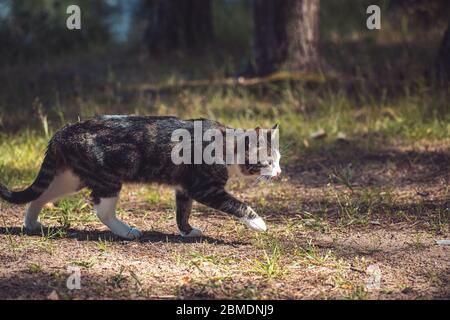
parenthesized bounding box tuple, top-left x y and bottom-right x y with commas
(336, 132, 348, 142)
(182, 275, 191, 284)
(310, 129, 327, 140)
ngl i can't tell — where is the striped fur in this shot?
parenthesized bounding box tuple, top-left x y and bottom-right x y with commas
(0, 116, 280, 238)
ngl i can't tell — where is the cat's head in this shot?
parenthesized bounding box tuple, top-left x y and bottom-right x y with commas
(237, 124, 281, 179)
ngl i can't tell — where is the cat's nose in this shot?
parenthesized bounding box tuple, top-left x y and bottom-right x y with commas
(272, 169, 281, 180)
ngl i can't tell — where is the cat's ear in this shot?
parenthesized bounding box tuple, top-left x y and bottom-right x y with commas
(271, 124, 279, 140)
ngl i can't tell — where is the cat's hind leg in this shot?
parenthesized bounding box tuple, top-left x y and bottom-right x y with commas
(24, 170, 81, 232)
(176, 190, 202, 238)
(94, 195, 142, 240)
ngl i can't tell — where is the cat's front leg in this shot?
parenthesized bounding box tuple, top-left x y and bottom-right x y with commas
(175, 190, 202, 237)
(190, 187, 267, 232)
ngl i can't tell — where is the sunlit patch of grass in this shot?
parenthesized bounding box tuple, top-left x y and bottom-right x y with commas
(0, 84, 448, 193)
(27, 262, 43, 274)
(146, 189, 161, 205)
(189, 251, 234, 268)
(133, 185, 174, 210)
(295, 239, 334, 267)
(35, 233, 57, 254)
(187, 251, 235, 277)
(0, 132, 47, 187)
(2, 222, 23, 256)
(40, 192, 95, 229)
(253, 245, 285, 280)
(71, 256, 97, 269)
(41, 226, 67, 240)
(333, 272, 352, 289)
(96, 239, 111, 254)
(251, 235, 287, 280)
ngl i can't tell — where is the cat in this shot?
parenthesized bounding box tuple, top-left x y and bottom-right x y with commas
(0, 116, 281, 240)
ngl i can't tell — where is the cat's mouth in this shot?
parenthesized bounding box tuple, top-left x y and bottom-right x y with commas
(238, 163, 282, 180)
(254, 165, 282, 181)
(255, 173, 281, 183)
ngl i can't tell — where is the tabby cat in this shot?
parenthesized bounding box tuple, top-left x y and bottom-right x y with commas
(0, 116, 281, 240)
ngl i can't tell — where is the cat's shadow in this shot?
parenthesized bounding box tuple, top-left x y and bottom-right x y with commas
(0, 226, 246, 246)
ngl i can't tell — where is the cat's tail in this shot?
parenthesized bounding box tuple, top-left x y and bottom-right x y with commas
(0, 150, 56, 205)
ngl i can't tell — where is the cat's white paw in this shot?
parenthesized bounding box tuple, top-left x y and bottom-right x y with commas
(125, 228, 142, 240)
(241, 216, 267, 232)
(180, 227, 203, 238)
(23, 220, 44, 232)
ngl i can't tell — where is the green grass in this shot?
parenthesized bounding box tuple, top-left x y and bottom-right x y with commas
(0, 133, 48, 187)
(2, 222, 21, 256)
(295, 239, 334, 266)
(189, 251, 234, 267)
(39, 192, 95, 229)
(27, 262, 43, 274)
(0, 87, 448, 190)
(111, 266, 128, 289)
(253, 245, 285, 280)
(71, 256, 97, 269)
(0, 0, 448, 141)
(97, 239, 111, 254)
(252, 234, 287, 280)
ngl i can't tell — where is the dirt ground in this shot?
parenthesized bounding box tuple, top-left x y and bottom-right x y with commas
(0, 143, 449, 300)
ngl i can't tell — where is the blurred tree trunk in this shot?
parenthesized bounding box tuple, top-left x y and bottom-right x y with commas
(437, 21, 450, 79)
(252, 0, 320, 76)
(145, 0, 213, 54)
(389, 0, 448, 28)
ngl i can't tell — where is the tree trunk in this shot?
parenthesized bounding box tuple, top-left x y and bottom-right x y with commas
(252, 0, 279, 75)
(389, 0, 448, 29)
(437, 21, 450, 79)
(185, 0, 213, 48)
(252, 0, 320, 76)
(145, 0, 213, 54)
(280, 0, 320, 71)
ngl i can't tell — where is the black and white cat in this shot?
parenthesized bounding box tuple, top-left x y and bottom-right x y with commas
(0, 116, 281, 240)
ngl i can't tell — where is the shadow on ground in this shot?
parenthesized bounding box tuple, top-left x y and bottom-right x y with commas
(0, 226, 247, 246)
(286, 140, 450, 188)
